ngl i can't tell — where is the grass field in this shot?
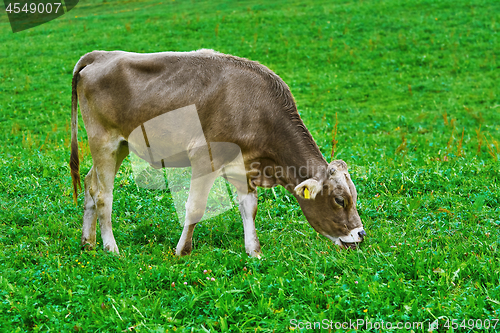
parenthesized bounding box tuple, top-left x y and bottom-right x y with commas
(1, 0, 499, 331)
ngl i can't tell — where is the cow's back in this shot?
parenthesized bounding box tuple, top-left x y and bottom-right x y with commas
(75, 49, 308, 169)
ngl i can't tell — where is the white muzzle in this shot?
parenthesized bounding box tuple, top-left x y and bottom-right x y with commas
(325, 227, 366, 247)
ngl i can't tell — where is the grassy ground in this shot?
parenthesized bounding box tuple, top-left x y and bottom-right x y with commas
(0, 0, 499, 331)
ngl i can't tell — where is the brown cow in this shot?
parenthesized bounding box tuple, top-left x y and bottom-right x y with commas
(70, 49, 366, 257)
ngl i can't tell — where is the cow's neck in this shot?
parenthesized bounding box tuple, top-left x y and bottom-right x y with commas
(252, 124, 328, 192)
(279, 140, 327, 191)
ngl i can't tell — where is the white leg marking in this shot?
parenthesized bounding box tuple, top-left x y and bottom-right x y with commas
(238, 191, 261, 257)
(222, 160, 261, 258)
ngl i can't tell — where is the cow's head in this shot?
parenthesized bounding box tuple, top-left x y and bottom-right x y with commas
(294, 160, 366, 249)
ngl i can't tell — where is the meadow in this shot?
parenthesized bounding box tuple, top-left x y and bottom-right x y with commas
(0, 0, 499, 331)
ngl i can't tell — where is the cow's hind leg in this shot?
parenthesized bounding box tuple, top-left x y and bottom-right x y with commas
(81, 166, 98, 249)
(85, 135, 128, 254)
(176, 170, 220, 256)
(81, 143, 129, 252)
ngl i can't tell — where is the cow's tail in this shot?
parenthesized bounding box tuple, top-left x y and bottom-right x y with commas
(70, 52, 97, 204)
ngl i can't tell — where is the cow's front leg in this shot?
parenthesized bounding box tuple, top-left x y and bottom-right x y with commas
(176, 223, 196, 256)
(176, 169, 219, 256)
(238, 190, 261, 257)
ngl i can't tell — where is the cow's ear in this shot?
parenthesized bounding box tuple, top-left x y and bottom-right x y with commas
(294, 179, 323, 199)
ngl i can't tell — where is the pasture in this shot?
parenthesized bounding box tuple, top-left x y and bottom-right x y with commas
(0, 0, 499, 331)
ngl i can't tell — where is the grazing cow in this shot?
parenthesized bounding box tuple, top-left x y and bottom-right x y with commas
(70, 49, 366, 257)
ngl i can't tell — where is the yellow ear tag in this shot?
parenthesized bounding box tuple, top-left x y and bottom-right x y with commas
(304, 188, 310, 199)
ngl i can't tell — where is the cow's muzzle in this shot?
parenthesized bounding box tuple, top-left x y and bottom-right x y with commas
(327, 227, 366, 250)
(339, 227, 366, 243)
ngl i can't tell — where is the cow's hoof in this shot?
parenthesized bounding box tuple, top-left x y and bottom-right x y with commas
(176, 240, 193, 257)
(81, 236, 96, 250)
(81, 242, 95, 251)
(176, 247, 192, 257)
(104, 243, 120, 254)
(247, 250, 262, 259)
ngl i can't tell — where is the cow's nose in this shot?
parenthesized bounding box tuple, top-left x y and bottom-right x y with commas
(358, 229, 367, 239)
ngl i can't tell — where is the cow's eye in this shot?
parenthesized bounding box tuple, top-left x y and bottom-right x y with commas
(335, 198, 344, 207)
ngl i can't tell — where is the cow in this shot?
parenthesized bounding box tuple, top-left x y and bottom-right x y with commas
(70, 49, 366, 257)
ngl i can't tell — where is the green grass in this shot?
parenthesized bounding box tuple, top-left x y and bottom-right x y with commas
(1, 0, 499, 331)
